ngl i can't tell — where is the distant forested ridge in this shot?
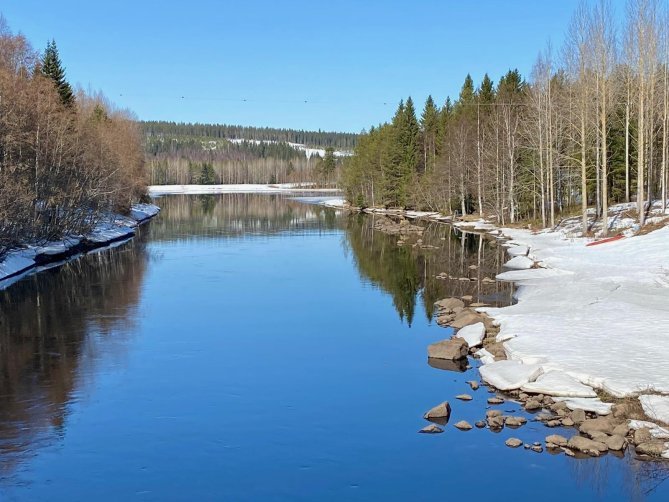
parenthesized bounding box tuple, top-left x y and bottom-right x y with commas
(142, 121, 357, 185)
(342, 0, 669, 231)
(142, 121, 358, 149)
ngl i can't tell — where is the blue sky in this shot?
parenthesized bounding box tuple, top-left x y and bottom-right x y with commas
(2, 0, 625, 132)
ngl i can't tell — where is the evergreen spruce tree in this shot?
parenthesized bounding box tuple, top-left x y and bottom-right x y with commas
(41, 40, 75, 106)
(421, 95, 439, 172)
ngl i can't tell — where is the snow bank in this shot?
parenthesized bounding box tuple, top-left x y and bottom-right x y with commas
(553, 397, 612, 415)
(0, 202, 160, 286)
(521, 371, 597, 398)
(148, 184, 342, 196)
(479, 360, 543, 391)
(506, 245, 529, 256)
(504, 255, 534, 270)
(0, 249, 37, 282)
(629, 420, 669, 439)
(455, 322, 486, 348)
(639, 395, 669, 425)
(131, 203, 161, 222)
(474, 348, 496, 365)
(482, 224, 669, 398)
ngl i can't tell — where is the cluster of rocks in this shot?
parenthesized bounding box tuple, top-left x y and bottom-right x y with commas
(430, 297, 506, 363)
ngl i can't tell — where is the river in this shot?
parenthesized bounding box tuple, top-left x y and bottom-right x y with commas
(0, 193, 666, 501)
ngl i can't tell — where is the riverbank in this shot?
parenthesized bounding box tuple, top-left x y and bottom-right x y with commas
(0, 203, 160, 289)
(322, 197, 669, 458)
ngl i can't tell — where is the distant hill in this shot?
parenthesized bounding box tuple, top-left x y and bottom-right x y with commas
(141, 121, 358, 185)
(141, 121, 358, 150)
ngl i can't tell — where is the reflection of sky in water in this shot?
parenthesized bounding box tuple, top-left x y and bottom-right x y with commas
(0, 194, 666, 501)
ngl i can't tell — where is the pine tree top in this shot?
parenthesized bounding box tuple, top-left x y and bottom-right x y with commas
(41, 39, 75, 106)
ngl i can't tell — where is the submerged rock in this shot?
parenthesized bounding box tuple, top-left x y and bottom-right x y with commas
(546, 434, 568, 447)
(467, 380, 480, 391)
(454, 420, 473, 431)
(505, 438, 523, 448)
(419, 424, 444, 434)
(505, 416, 527, 427)
(567, 435, 608, 456)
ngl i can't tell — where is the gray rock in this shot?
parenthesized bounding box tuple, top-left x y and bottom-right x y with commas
(423, 402, 451, 421)
(487, 397, 504, 405)
(561, 447, 576, 457)
(561, 417, 575, 427)
(612, 423, 630, 437)
(524, 400, 542, 411)
(633, 427, 652, 445)
(588, 431, 610, 442)
(531, 445, 544, 453)
(612, 402, 632, 419)
(635, 441, 667, 457)
(579, 417, 617, 436)
(486, 409, 503, 419)
(451, 310, 483, 329)
(419, 424, 444, 434)
(434, 297, 465, 313)
(475, 420, 487, 429)
(545, 420, 562, 428)
(505, 416, 527, 427)
(546, 434, 568, 447)
(487, 416, 505, 429)
(454, 420, 473, 431)
(550, 401, 569, 412)
(604, 434, 627, 451)
(427, 338, 469, 360)
(456, 394, 473, 401)
(466, 380, 480, 391)
(505, 438, 523, 448)
(567, 435, 608, 456)
(570, 409, 587, 424)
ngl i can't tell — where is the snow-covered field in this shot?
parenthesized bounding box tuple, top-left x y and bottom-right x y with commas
(148, 184, 342, 196)
(480, 222, 669, 424)
(227, 138, 352, 159)
(0, 203, 160, 288)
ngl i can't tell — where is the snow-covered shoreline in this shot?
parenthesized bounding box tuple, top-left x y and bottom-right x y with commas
(480, 224, 669, 413)
(148, 184, 342, 196)
(0, 203, 160, 289)
(325, 200, 669, 428)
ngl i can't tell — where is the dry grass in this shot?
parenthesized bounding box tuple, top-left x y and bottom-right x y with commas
(636, 218, 669, 236)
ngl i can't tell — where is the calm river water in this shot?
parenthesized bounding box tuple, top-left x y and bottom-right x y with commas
(0, 194, 667, 501)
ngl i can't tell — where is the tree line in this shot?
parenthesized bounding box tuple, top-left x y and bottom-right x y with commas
(343, 0, 669, 232)
(142, 121, 358, 150)
(0, 17, 146, 255)
(145, 132, 341, 186)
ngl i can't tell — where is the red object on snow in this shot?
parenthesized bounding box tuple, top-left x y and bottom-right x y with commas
(586, 234, 625, 247)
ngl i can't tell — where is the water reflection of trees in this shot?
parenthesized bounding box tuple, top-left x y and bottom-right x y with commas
(0, 235, 148, 479)
(344, 214, 514, 325)
(149, 194, 341, 242)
